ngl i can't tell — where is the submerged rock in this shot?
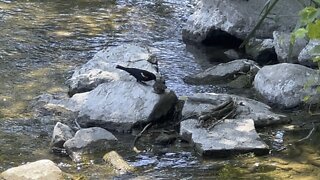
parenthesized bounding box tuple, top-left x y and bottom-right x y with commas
(180, 118, 269, 157)
(0, 159, 63, 180)
(182, 0, 305, 44)
(103, 151, 135, 175)
(181, 93, 287, 127)
(254, 63, 320, 108)
(183, 59, 259, 88)
(67, 44, 158, 96)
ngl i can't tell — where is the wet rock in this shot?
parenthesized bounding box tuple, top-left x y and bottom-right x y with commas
(103, 151, 135, 174)
(254, 63, 320, 108)
(181, 93, 287, 127)
(183, 59, 259, 88)
(67, 44, 158, 96)
(155, 133, 177, 145)
(182, 0, 305, 44)
(273, 31, 307, 63)
(0, 159, 63, 180)
(64, 127, 118, 154)
(298, 40, 320, 67)
(180, 119, 269, 157)
(51, 122, 74, 149)
(245, 38, 278, 65)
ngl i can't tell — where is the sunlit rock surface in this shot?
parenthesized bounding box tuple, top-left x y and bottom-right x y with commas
(182, 0, 306, 44)
(254, 63, 320, 108)
(37, 78, 177, 132)
(180, 119, 269, 157)
(64, 127, 117, 154)
(0, 159, 63, 180)
(298, 40, 320, 68)
(183, 59, 259, 88)
(67, 44, 158, 96)
(181, 93, 287, 127)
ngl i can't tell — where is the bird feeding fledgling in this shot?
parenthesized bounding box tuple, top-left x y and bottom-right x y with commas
(116, 65, 157, 83)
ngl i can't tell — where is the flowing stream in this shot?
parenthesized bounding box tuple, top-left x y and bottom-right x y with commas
(1, 0, 320, 179)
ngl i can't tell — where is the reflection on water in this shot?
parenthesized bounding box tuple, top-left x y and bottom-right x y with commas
(1, 0, 320, 179)
(0, 0, 208, 118)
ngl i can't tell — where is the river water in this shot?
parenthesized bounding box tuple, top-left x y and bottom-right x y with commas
(1, 0, 320, 179)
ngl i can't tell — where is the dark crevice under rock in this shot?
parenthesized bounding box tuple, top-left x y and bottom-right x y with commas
(202, 29, 243, 49)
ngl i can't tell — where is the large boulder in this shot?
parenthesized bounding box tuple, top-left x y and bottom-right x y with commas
(273, 31, 307, 63)
(67, 44, 158, 96)
(183, 59, 259, 88)
(182, 0, 307, 44)
(298, 40, 320, 67)
(180, 118, 269, 157)
(37, 81, 177, 132)
(181, 93, 287, 127)
(254, 63, 320, 108)
(1, 159, 63, 180)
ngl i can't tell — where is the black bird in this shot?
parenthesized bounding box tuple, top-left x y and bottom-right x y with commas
(116, 65, 157, 83)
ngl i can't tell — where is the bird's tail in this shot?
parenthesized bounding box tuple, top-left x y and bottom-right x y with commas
(116, 65, 127, 70)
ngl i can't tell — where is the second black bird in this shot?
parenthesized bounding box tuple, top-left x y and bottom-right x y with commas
(116, 65, 157, 83)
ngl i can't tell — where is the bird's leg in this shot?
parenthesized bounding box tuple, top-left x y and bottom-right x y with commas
(137, 80, 148, 86)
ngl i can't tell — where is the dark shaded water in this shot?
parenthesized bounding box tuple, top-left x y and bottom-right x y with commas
(1, 0, 320, 179)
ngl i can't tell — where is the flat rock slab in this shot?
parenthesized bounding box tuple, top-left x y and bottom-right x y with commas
(181, 93, 288, 127)
(1, 159, 63, 180)
(180, 119, 269, 157)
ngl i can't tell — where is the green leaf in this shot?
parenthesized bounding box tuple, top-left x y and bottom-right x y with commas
(303, 95, 311, 102)
(293, 28, 308, 39)
(307, 20, 320, 39)
(299, 7, 318, 25)
(312, 56, 320, 63)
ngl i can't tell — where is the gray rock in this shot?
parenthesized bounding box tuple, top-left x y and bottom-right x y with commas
(273, 31, 307, 63)
(67, 44, 157, 96)
(254, 63, 320, 108)
(245, 38, 278, 65)
(298, 40, 320, 67)
(180, 119, 269, 157)
(183, 59, 259, 88)
(224, 49, 240, 60)
(37, 81, 177, 132)
(181, 93, 287, 127)
(51, 122, 74, 148)
(0, 159, 63, 180)
(183, 0, 306, 43)
(64, 127, 118, 154)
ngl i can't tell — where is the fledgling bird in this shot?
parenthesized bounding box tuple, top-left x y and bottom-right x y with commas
(116, 65, 157, 83)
